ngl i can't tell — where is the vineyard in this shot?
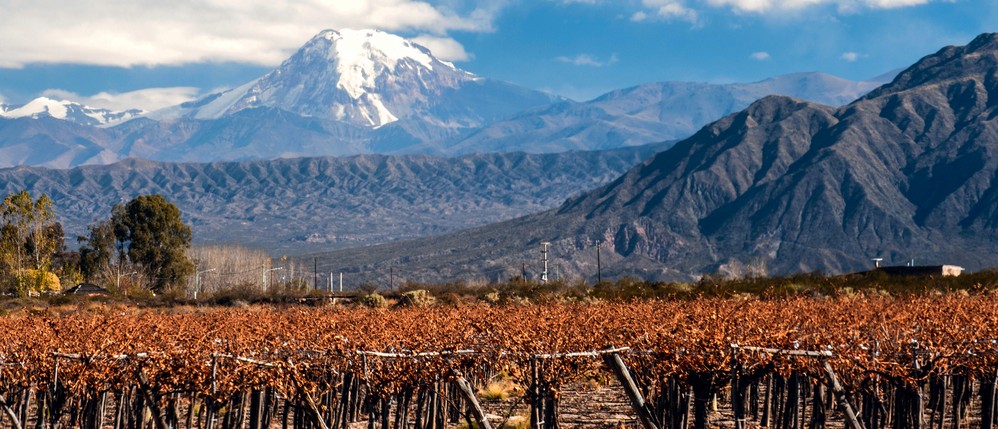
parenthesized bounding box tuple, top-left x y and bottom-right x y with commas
(1, 295, 998, 429)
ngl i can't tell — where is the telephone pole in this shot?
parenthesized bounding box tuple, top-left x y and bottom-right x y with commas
(541, 242, 550, 284)
(596, 239, 602, 284)
(262, 266, 284, 292)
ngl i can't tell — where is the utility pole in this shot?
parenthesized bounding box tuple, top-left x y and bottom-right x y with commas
(194, 268, 215, 300)
(313, 257, 318, 291)
(116, 271, 137, 291)
(390, 267, 394, 291)
(596, 239, 602, 284)
(262, 266, 284, 292)
(541, 242, 550, 284)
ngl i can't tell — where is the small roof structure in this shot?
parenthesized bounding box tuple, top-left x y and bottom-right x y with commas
(64, 283, 111, 295)
(879, 265, 965, 277)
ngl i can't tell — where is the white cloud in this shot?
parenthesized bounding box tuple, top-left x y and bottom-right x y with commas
(411, 35, 473, 62)
(705, 0, 825, 12)
(639, 0, 700, 23)
(660, 3, 701, 22)
(0, 0, 497, 68)
(555, 53, 619, 67)
(40, 87, 200, 112)
(840, 51, 860, 61)
(864, 0, 930, 7)
(633, 0, 940, 19)
(720, 0, 935, 12)
(750, 51, 771, 60)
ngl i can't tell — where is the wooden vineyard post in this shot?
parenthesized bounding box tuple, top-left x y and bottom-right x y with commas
(730, 350, 743, 429)
(731, 345, 865, 429)
(0, 393, 23, 429)
(136, 369, 170, 429)
(810, 382, 827, 429)
(910, 344, 925, 429)
(287, 356, 330, 429)
(97, 391, 108, 429)
(529, 346, 631, 429)
(249, 390, 262, 429)
(822, 361, 865, 429)
(689, 372, 714, 429)
(602, 350, 660, 429)
(530, 357, 542, 429)
(762, 374, 772, 427)
(982, 369, 997, 429)
(0, 357, 23, 429)
(452, 372, 494, 429)
(211, 356, 218, 394)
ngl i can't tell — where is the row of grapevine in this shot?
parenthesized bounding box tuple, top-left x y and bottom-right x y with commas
(0, 296, 997, 428)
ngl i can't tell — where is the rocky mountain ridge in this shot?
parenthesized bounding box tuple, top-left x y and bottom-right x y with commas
(0, 97, 142, 126)
(449, 71, 892, 153)
(303, 33, 998, 284)
(0, 143, 668, 253)
(0, 29, 892, 168)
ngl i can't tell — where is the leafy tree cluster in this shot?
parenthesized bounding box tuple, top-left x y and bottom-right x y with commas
(80, 194, 195, 293)
(0, 191, 65, 294)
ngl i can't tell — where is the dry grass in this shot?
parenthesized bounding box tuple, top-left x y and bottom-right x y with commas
(500, 415, 529, 429)
(478, 379, 522, 401)
(457, 414, 528, 429)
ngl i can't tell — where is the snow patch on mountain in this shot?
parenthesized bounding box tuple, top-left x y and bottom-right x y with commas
(3, 97, 70, 119)
(326, 29, 445, 99)
(0, 97, 143, 126)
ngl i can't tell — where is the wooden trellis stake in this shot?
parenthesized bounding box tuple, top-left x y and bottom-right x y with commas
(732, 344, 865, 429)
(601, 348, 660, 429)
(451, 371, 494, 429)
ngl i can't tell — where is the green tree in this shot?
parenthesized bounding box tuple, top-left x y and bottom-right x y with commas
(112, 195, 194, 292)
(78, 219, 118, 281)
(0, 191, 60, 294)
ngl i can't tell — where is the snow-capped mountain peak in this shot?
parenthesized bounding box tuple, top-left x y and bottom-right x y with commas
(3, 97, 73, 120)
(157, 28, 479, 128)
(0, 97, 143, 126)
(321, 28, 455, 99)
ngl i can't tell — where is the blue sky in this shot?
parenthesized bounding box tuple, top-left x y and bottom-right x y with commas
(0, 0, 993, 110)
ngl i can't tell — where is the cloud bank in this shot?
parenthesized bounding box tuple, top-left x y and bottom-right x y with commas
(0, 0, 494, 68)
(41, 87, 201, 112)
(634, 0, 700, 23)
(633, 0, 938, 19)
(411, 35, 474, 62)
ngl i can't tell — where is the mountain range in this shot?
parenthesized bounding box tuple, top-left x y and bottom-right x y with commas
(0, 143, 667, 253)
(0, 29, 891, 169)
(6, 27, 988, 286)
(0, 97, 142, 126)
(448, 71, 891, 153)
(303, 32, 998, 284)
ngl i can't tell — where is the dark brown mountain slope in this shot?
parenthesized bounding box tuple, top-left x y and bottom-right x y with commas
(308, 33, 998, 284)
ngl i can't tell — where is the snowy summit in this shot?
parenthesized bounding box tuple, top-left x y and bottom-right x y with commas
(158, 29, 477, 128)
(0, 97, 142, 126)
(323, 29, 455, 99)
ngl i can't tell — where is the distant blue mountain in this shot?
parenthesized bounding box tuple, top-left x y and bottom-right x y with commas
(0, 29, 894, 168)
